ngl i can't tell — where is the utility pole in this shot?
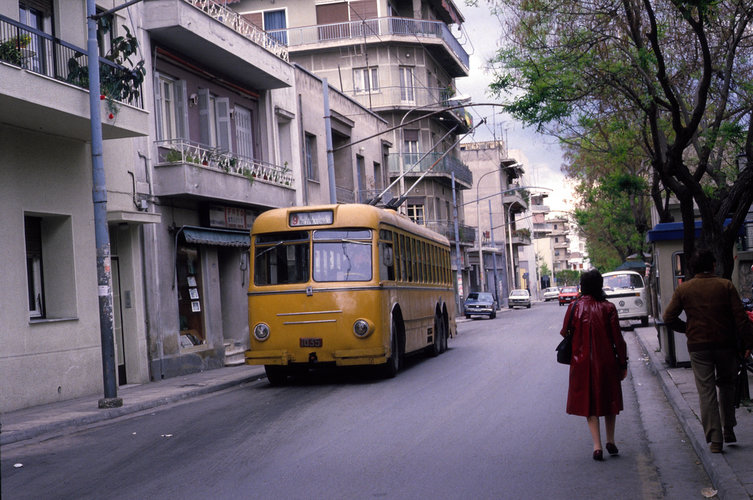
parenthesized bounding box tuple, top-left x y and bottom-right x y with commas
(87, 0, 121, 408)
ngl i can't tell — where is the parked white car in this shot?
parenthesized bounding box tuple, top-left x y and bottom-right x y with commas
(508, 289, 531, 309)
(543, 287, 560, 301)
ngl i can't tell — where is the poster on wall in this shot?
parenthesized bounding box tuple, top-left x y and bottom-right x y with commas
(191, 301, 201, 312)
(189, 288, 199, 299)
(187, 276, 197, 287)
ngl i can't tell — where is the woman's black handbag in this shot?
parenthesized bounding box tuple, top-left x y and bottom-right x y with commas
(556, 300, 578, 364)
(556, 335, 572, 364)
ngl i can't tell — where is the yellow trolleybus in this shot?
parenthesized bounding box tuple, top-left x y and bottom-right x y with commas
(245, 204, 455, 384)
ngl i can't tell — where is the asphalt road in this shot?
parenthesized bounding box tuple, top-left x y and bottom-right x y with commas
(1, 302, 712, 499)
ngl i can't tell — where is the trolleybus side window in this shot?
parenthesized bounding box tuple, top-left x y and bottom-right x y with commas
(399, 234, 407, 282)
(254, 231, 309, 285)
(313, 229, 372, 282)
(379, 229, 395, 281)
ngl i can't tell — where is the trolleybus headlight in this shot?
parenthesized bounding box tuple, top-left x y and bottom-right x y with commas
(254, 323, 270, 342)
(635, 298, 644, 307)
(353, 319, 373, 338)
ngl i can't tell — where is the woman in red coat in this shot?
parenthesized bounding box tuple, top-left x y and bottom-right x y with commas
(561, 269, 628, 460)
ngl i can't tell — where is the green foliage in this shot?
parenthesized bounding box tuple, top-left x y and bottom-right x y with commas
(555, 269, 581, 286)
(66, 16, 145, 114)
(485, 0, 753, 277)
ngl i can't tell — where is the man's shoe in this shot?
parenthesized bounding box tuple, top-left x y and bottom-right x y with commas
(724, 429, 737, 443)
(710, 442, 723, 453)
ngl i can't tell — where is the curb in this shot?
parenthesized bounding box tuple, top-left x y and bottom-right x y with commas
(634, 329, 748, 499)
(0, 370, 265, 446)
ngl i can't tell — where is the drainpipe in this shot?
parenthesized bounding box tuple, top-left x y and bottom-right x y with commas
(323, 78, 336, 204)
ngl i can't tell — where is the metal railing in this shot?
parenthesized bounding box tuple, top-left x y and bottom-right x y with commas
(426, 220, 475, 243)
(341, 85, 468, 122)
(0, 15, 143, 108)
(271, 16, 468, 70)
(155, 139, 294, 188)
(387, 152, 473, 187)
(182, 0, 288, 61)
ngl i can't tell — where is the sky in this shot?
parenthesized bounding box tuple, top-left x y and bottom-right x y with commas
(453, 1, 576, 213)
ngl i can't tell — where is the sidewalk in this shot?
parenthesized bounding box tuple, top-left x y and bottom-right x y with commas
(1, 321, 752, 499)
(633, 324, 753, 499)
(0, 364, 266, 446)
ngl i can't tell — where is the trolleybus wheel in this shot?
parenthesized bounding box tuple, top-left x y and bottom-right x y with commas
(429, 314, 442, 357)
(439, 315, 448, 354)
(265, 365, 288, 386)
(380, 319, 401, 378)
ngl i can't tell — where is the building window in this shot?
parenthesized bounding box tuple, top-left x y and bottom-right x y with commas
(400, 66, 415, 102)
(407, 204, 425, 225)
(155, 73, 188, 141)
(198, 89, 231, 151)
(24, 214, 77, 320)
(264, 9, 287, 44)
(25, 216, 43, 318)
(234, 105, 254, 159)
(305, 133, 318, 180)
(354, 67, 379, 94)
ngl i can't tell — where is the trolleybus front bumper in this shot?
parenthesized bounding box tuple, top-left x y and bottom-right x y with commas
(245, 347, 388, 366)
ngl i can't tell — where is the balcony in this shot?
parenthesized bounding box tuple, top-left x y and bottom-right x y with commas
(342, 86, 471, 131)
(503, 192, 528, 214)
(426, 221, 476, 244)
(276, 17, 469, 76)
(387, 152, 473, 189)
(143, 0, 292, 90)
(0, 15, 148, 140)
(154, 139, 295, 207)
(510, 229, 532, 246)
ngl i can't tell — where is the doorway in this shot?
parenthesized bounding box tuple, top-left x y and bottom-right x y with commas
(111, 257, 127, 385)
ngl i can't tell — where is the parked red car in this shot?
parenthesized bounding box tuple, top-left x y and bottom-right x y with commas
(558, 286, 579, 306)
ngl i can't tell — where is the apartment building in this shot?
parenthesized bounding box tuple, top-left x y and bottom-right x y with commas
(1, 0, 390, 411)
(228, 0, 475, 297)
(459, 141, 527, 305)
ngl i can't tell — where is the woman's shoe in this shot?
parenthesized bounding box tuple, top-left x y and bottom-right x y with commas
(606, 442, 619, 455)
(593, 449, 604, 461)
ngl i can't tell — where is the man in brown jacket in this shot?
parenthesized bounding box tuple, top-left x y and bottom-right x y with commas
(663, 249, 753, 453)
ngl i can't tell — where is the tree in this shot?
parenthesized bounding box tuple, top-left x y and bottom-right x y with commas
(485, 0, 753, 278)
(556, 269, 581, 286)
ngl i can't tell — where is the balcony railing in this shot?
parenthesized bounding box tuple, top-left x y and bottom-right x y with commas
(342, 85, 469, 124)
(183, 0, 288, 61)
(0, 15, 143, 108)
(271, 16, 468, 71)
(426, 221, 475, 244)
(387, 152, 473, 187)
(155, 139, 294, 188)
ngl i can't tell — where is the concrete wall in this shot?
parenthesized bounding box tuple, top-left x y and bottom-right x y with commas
(0, 125, 102, 412)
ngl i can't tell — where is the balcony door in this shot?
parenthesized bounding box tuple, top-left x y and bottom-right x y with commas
(18, 0, 52, 74)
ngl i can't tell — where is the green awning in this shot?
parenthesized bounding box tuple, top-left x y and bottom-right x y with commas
(182, 227, 250, 248)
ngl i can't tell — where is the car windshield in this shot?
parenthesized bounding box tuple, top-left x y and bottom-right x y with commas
(562, 287, 578, 293)
(467, 292, 493, 302)
(604, 273, 644, 290)
(510, 290, 528, 296)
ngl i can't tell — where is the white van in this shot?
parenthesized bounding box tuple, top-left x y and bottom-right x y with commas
(603, 270, 649, 326)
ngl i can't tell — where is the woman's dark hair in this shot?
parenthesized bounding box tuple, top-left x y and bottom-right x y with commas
(580, 269, 606, 300)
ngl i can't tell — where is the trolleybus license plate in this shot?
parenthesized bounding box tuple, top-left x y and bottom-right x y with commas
(300, 337, 322, 348)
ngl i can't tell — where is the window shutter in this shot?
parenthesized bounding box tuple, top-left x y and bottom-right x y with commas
(242, 13, 263, 30)
(153, 72, 163, 141)
(349, 0, 377, 20)
(198, 88, 211, 147)
(215, 97, 232, 153)
(234, 106, 254, 159)
(175, 79, 189, 140)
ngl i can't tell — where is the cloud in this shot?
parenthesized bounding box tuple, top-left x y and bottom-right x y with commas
(455, 1, 574, 213)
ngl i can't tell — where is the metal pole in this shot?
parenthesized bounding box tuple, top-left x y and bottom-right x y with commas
(507, 204, 515, 290)
(489, 199, 499, 308)
(87, 0, 121, 408)
(452, 172, 463, 315)
(323, 78, 336, 204)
